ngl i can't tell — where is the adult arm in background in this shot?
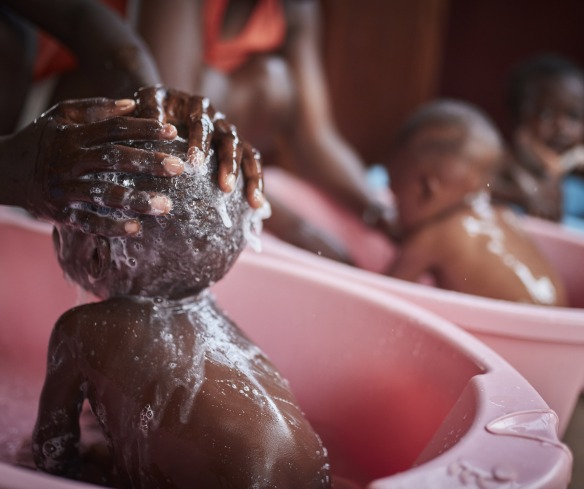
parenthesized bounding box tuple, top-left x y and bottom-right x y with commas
(283, 0, 398, 240)
(135, 0, 205, 95)
(0, 1, 263, 235)
(0, 0, 159, 99)
(139, 0, 395, 235)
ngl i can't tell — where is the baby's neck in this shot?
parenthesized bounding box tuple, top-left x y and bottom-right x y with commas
(114, 288, 214, 312)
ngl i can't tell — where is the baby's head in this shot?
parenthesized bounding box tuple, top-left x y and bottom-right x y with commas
(508, 54, 584, 153)
(387, 99, 502, 233)
(53, 98, 263, 300)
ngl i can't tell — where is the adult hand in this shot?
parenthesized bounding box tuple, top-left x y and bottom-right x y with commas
(3, 97, 182, 236)
(135, 86, 265, 209)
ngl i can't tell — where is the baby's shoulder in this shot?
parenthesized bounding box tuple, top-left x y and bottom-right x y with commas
(55, 298, 145, 338)
(426, 209, 478, 255)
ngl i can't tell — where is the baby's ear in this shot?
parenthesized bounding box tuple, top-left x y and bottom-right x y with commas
(88, 237, 111, 281)
(420, 174, 440, 201)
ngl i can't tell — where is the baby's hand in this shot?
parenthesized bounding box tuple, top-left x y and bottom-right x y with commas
(524, 180, 563, 221)
(16, 97, 181, 236)
(515, 128, 565, 178)
(136, 86, 265, 209)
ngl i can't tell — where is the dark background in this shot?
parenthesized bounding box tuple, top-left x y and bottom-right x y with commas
(322, 0, 584, 163)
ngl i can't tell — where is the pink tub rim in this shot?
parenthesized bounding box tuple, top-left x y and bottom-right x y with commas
(259, 234, 584, 344)
(217, 253, 573, 488)
(0, 214, 573, 488)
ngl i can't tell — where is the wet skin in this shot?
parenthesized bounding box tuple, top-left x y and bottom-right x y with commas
(32, 88, 330, 488)
(33, 294, 330, 488)
(388, 107, 568, 306)
(389, 195, 568, 306)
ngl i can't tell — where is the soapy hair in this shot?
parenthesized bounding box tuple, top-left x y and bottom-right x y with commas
(394, 99, 502, 159)
(55, 137, 258, 300)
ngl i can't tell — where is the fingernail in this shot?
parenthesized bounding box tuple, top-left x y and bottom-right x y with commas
(252, 188, 265, 207)
(225, 173, 236, 192)
(163, 124, 177, 138)
(150, 195, 172, 215)
(163, 156, 184, 175)
(124, 220, 140, 234)
(115, 99, 135, 109)
(188, 146, 205, 166)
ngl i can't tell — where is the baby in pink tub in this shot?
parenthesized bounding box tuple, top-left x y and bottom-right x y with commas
(386, 99, 567, 306)
(32, 89, 331, 488)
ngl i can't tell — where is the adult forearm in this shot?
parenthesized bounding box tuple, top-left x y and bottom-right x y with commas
(0, 132, 32, 208)
(137, 0, 203, 93)
(294, 126, 373, 212)
(2, 0, 160, 94)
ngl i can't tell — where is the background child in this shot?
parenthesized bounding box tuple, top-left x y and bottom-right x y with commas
(385, 99, 567, 306)
(136, 0, 397, 262)
(32, 88, 331, 488)
(500, 54, 584, 227)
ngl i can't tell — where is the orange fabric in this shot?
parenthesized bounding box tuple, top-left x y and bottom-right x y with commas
(204, 0, 286, 74)
(33, 0, 127, 80)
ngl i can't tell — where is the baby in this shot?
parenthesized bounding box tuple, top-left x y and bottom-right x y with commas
(502, 54, 584, 222)
(32, 90, 331, 488)
(386, 100, 567, 306)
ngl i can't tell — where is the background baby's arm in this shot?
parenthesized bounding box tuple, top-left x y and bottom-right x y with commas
(33, 319, 84, 477)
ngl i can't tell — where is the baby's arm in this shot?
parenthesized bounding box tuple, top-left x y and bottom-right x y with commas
(33, 318, 84, 476)
(385, 230, 435, 281)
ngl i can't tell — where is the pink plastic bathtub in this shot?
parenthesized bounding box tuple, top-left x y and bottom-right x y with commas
(0, 220, 572, 488)
(263, 168, 584, 436)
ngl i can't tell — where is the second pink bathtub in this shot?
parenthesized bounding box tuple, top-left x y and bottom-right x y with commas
(264, 168, 584, 436)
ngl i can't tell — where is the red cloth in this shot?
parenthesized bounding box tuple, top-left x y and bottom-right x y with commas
(203, 0, 286, 74)
(33, 0, 127, 80)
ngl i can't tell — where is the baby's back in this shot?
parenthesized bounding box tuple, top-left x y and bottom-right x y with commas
(432, 203, 567, 306)
(63, 293, 330, 488)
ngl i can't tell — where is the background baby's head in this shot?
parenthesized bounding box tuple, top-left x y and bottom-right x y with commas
(54, 102, 262, 300)
(387, 99, 502, 233)
(508, 54, 584, 153)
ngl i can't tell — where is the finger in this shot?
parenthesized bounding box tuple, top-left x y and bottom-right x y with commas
(156, 92, 214, 166)
(54, 98, 137, 124)
(161, 88, 193, 122)
(74, 145, 184, 177)
(61, 181, 173, 216)
(79, 117, 177, 146)
(135, 86, 167, 122)
(58, 208, 141, 237)
(186, 97, 214, 166)
(241, 144, 265, 208)
(215, 120, 241, 192)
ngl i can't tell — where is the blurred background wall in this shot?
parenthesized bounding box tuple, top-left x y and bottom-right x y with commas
(321, 0, 584, 163)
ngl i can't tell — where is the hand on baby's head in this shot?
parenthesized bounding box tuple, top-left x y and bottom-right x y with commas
(54, 89, 267, 300)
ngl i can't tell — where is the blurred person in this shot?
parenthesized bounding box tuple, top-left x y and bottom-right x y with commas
(386, 100, 567, 306)
(496, 54, 584, 229)
(137, 0, 397, 263)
